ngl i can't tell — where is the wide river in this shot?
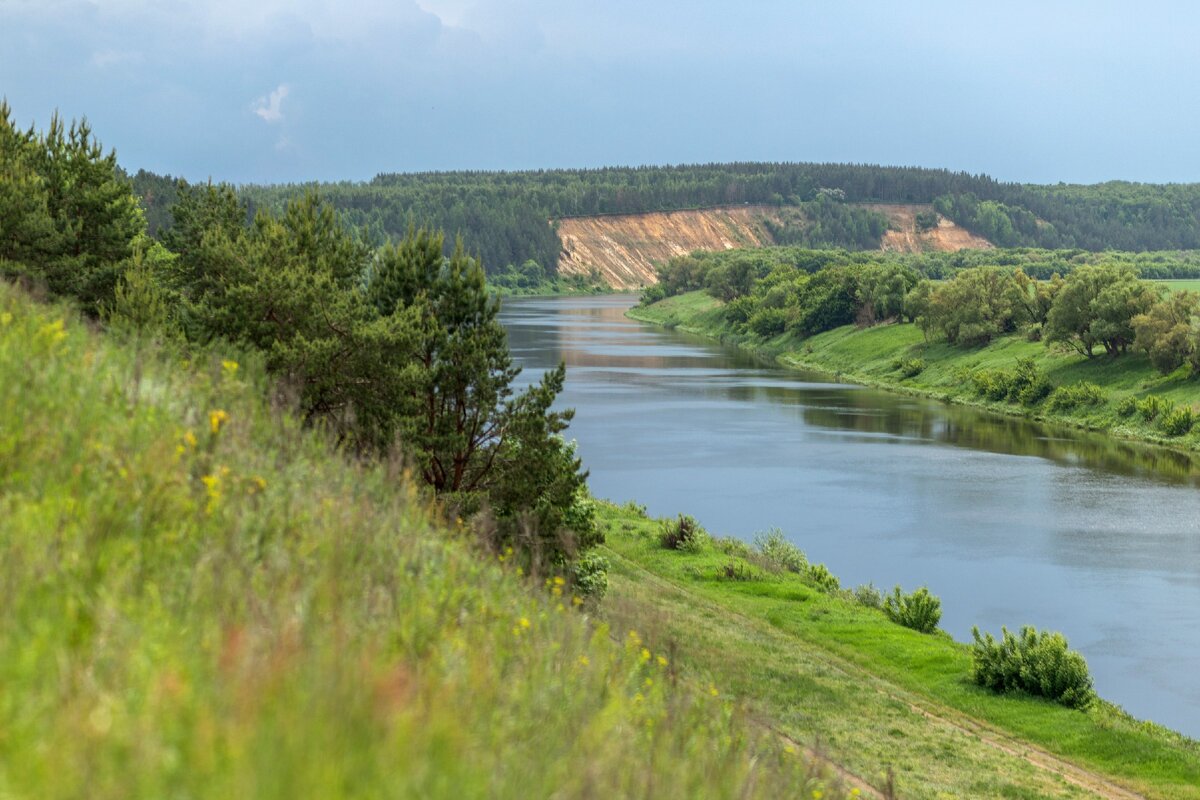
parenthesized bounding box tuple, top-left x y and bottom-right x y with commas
(500, 294, 1200, 737)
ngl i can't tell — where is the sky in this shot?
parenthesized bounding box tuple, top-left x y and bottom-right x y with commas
(3, 0, 1200, 185)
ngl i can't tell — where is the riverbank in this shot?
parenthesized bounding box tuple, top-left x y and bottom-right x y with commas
(597, 500, 1200, 799)
(627, 291, 1200, 456)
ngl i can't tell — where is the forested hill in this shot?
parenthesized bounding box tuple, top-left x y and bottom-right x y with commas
(131, 164, 1200, 275)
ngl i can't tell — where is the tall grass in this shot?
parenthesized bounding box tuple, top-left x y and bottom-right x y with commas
(0, 282, 846, 799)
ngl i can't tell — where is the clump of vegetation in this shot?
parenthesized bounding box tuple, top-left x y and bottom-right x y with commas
(1136, 395, 1171, 422)
(1116, 396, 1139, 417)
(571, 551, 611, 600)
(853, 583, 884, 609)
(882, 586, 942, 634)
(891, 356, 926, 378)
(1158, 405, 1196, 437)
(1045, 381, 1106, 412)
(660, 514, 706, 552)
(970, 358, 1053, 406)
(970, 626, 1095, 709)
(805, 563, 841, 593)
(719, 561, 759, 581)
(753, 528, 807, 573)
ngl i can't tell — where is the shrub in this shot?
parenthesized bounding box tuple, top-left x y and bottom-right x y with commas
(659, 514, 705, 552)
(970, 625, 1095, 709)
(1158, 405, 1196, 437)
(1045, 381, 1106, 412)
(891, 357, 926, 378)
(571, 551, 610, 600)
(753, 528, 807, 573)
(805, 563, 840, 593)
(1136, 395, 1171, 422)
(1116, 396, 1138, 417)
(882, 586, 942, 634)
(715, 537, 754, 559)
(748, 307, 788, 337)
(854, 583, 884, 609)
(969, 360, 1051, 406)
(719, 561, 758, 581)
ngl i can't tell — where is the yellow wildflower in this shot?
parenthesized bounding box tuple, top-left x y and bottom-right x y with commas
(709, 684, 719, 697)
(183, 430, 198, 448)
(572, 596, 583, 607)
(656, 655, 668, 668)
(209, 410, 229, 434)
(221, 360, 239, 378)
(519, 617, 531, 629)
(577, 655, 590, 667)
(553, 576, 565, 586)
(640, 647, 651, 663)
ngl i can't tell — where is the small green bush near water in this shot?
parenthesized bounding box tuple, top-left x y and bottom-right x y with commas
(970, 358, 1052, 406)
(753, 528, 807, 573)
(1136, 394, 1171, 421)
(1116, 396, 1139, 417)
(660, 514, 705, 552)
(1158, 405, 1196, 436)
(853, 583, 884, 609)
(882, 586, 942, 634)
(890, 356, 926, 378)
(805, 563, 841, 593)
(1045, 381, 1106, 412)
(970, 626, 1095, 710)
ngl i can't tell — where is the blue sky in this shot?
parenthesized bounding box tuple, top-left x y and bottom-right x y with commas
(3, 0, 1199, 185)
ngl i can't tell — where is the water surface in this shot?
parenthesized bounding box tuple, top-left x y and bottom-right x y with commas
(501, 294, 1200, 737)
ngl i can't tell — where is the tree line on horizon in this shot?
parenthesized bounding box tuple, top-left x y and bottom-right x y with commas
(130, 161, 1200, 278)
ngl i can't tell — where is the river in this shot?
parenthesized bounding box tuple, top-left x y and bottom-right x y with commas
(500, 293, 1200, 738)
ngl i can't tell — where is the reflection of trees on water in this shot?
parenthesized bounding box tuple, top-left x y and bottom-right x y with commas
(793, 388, 1200, 488)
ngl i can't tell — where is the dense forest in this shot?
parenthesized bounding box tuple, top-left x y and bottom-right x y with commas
(130, 164, 1200, 278)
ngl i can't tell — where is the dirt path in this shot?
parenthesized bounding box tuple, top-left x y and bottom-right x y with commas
(603, 547, 1148, 800)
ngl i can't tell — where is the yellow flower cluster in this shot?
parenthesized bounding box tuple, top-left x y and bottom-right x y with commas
(200, 466, 231, 514)
(209, 409, 229, 435)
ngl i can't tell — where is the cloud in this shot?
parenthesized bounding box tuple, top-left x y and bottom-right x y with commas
(253, 84, 289, 123)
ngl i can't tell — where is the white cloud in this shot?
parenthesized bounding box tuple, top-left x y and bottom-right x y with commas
(253, 84, 289, 123)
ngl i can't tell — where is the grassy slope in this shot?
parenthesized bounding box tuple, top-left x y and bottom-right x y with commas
(598, 503, 1200, 800)
(0, 283, 852, 800)
(628, 291, 1200, 454)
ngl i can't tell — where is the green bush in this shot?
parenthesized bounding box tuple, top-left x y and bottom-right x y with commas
(970, 626, 1095, 709)
(890, 357, 926, 378)
(659, 514, 705, 552)
(1116, 396, 1139, 417)
(1158, 405, 1196, 436)
(805, 563, 840, 593)
(571, 551, 610, 600)
(970, 359, 1050, 406)
(718, 561, 758, 581)
(1045, 381, 1106, 412)
(748, 307, 788, 337)
(753, 528, 807, 573)
(882, 586, 942, 634)
(1136, 395, 1171, 421)
(853, 583, 884, 609)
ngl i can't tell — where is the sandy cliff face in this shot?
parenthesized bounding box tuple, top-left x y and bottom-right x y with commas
(554, 204, 991, 289)
(555, 207, 777, 289)
(865, 204, 995, 254)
